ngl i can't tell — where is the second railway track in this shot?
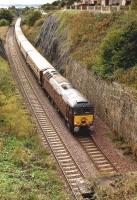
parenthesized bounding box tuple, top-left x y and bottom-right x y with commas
(6, 27, 88, 200)
(78, 135, 119, 174)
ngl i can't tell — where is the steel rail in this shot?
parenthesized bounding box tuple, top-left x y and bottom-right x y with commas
(6, 27, 87, 200)
(78, 134, 119, 174)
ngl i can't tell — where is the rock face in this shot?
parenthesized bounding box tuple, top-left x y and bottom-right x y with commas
(36, 15, 137, 143)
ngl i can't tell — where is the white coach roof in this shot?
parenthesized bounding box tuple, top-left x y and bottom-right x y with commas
(27, 50, 54, 71)
(21, 40, 35, 52)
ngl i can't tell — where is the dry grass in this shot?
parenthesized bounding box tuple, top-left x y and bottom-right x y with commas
(0, 26, 9, 41)
(95, 173, 137, 200)
(12, 146, 29, 166)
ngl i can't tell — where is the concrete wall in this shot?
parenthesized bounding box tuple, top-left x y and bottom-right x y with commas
(36, 15, 137, 143)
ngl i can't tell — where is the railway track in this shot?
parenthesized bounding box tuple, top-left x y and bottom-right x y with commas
(6, 25, 120, 199)
(6, 27, 90, 200)
(78, 135, 119, 174)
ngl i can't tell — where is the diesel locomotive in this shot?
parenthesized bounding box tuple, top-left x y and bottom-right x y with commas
(15, 18, 94, 133)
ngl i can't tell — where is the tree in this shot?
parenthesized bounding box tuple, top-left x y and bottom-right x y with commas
(100, 21, 137, 75)
(0, 9, 13, 24)
(25, 10, 42, 26)
(0, 19, 9, 26)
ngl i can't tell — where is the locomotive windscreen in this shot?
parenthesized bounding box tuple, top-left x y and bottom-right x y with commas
(73, 106, 93, 115)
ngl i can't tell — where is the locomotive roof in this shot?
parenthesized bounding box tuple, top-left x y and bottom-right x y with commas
(49, 74, 90, 108)
(63, 88, 89, 107)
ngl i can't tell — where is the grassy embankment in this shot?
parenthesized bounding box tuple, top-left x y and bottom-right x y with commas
(0, 33, 70, 200)
(24, 10, 137, 90)
(94, 173, 137, 200)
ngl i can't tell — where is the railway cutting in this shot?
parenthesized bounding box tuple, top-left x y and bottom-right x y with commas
(5, 18, 122, 199)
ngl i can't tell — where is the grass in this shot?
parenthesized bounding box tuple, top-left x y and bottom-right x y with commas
(0, 56, 71, 199)
(0, 26, 9, 41)
(94, 173, 137, 200)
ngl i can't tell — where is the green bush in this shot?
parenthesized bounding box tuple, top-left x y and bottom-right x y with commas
(0, 9, 13, 24)
(0, 19, 9, 26)
(99, 21, 137, 76)
(25, 10, 42, 26)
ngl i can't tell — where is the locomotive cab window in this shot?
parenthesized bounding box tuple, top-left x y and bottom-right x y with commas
(73, 107, 92, 115)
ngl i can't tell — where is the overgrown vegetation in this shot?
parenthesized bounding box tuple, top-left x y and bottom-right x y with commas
(0, 9, 13, 26)
(56, 11, 137, 88)
(23, 17, 45, 43)
(41, 0, 80, 10)
(23, 10, 137, 89)
(94, 173, 137, 200)
(24, 10, 42, 26)
(0, 57, 70, 199)
(108, 131, 137, 160)
(131, 0, 137, 10)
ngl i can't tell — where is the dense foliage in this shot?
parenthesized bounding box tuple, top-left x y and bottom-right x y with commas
(0, 9, 13, 25)
(41, 0, 80, 10)
(0, 19, 9, 26)
(98, 21, 137, 77)
(24, 10, 42, 26)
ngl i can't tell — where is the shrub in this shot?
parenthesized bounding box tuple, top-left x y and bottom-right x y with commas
(25, 10, 42, 26)
(34, 18, 45, 27)
(0, 19, 9, 26)
(115, 66, 137, 89)
(0, 9, 13, 24)
(100, 21, 137, 76)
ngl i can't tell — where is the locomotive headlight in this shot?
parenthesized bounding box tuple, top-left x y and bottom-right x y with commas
(74, 126, 79, 132)
(74, 122, 80, 126)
